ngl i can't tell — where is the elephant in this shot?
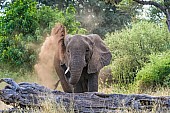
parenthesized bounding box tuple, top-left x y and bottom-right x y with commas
(98, 67, 113, 87)
(53, 24, 112, 93)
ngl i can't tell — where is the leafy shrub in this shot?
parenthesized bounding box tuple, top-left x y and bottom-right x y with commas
(63, 5, 87, 34)
(163, 74, 170, 87)
(36, 5, 86, 42)
(0, 0, 85, 70)
(104, 21, 170, 84)
(134, 51, 170, 92)
(0, 35, 36, 70)
(1, 0, 38, 36)
(1, 0, 85, 41)
(110, 55, 139, 84)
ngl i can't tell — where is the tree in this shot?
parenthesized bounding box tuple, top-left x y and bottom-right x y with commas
(104, 0, 170, 31)
(0, 0, 85, 70)
(73, 0, 132, 37)
(35, 0, 132, 37)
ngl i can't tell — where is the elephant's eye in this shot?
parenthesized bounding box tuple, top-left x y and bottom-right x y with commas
(86, 48, 89, 52)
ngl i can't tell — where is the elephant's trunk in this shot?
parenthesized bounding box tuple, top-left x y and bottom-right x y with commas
(68, 57, 86, 85)
(69, 69, 83, 85)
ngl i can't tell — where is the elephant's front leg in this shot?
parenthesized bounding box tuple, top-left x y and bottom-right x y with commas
(73, 77, 88, 93)
(88, 72, 99, 92)
(73, 80, 83, 93)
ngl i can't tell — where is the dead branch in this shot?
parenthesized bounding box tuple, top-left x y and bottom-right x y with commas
(0, 78, 170, 112)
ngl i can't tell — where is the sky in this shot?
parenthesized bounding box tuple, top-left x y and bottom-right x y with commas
(0, 0, 11, 15)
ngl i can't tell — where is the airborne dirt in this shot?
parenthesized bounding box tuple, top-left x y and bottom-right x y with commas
(34, 34, 59, 89)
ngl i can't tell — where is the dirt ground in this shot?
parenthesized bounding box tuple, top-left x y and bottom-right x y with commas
(0, 101, 12, 110)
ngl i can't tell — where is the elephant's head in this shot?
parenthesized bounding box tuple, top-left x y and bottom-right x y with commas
(58, 33, 112, 85)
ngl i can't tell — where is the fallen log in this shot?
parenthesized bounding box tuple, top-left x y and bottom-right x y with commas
(0, 78, 170, 112)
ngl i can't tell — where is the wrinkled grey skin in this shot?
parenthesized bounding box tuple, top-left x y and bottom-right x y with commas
(54, 34, 112, 93)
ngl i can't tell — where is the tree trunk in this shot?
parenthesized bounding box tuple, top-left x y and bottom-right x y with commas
(166, 9, 170, 31)
(0, 78, 170, 112)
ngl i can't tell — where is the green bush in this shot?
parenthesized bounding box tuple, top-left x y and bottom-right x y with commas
(0, 0, 86, 70)
(134, 51, 170, 92)
(0, 34, 36, 70)
(163, 74, 170, 87)
(64, 5, 87, 34)
(36, 5, 86, 42)
(1, 0, 38, 36)
(104, 21, 170, 84)
(1, 0, 85, 41)
(110, 55, 139, 84)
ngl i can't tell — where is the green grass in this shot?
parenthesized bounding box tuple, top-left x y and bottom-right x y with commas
(0, 70, 37, 88)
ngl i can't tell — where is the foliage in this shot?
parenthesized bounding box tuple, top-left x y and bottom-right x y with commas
(134, 51, 170, 92)
(1, 0, 38, 36)
(103, 0, 170, 32)
(36, 0, 132, 37)
(147, 0, 166, 24)
(64, 5, 87, 34)
(0, 0, 39, 70)
(110, 55, 139, 84)
(0, 35, 36, 70)
(104, 0, 143, 17)
(104, 21, 170, 85)
(76, 0, 132, 37)
(0, 0, 85, 71)
(90, 7, 131, 38)
(148, 7, 165, 24)
(1, 0, 85, 40)
(37, 5, 86, 38)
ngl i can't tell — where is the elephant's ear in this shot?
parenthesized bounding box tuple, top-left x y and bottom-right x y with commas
(87, 34, 112, 74)
(51, 23, 66, 64)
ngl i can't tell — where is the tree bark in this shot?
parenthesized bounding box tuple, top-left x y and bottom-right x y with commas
(166, 9, 170, 31)
(0, 78, 170, 112)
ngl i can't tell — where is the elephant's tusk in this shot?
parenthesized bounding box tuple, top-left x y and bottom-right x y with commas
(65, 67, 70, 75)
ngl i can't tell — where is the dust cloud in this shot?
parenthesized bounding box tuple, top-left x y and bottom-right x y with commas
(80, 12, 103, 33)
(34, 30, 59, 89)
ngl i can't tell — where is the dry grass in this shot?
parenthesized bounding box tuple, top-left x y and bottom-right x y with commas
(39, 97, 74, 113)
(99, 83, 170, 96)
(99, 84, 138, 94)
(145, 87, 170, 96)
(11, 96, 75, 113)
